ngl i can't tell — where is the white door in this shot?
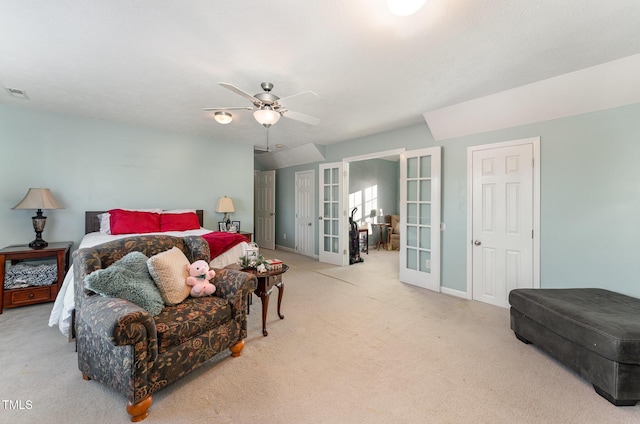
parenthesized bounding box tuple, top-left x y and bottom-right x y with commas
(255, 170, 275, 250)
(295, 170, 315, 257)
(469, 139, 539, 308)
(399, 147, 441, 291)
(319, 162, 346, 265)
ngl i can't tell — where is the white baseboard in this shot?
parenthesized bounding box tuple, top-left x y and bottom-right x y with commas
(440, 286, 471, 300)
(275, 244, 319, 259)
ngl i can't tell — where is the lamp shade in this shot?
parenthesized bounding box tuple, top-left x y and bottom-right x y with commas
(12, 188, 64, 210)
(253, 107, 281, 127)
(215, 196, 235, 214)
(214, 111, 233, 124)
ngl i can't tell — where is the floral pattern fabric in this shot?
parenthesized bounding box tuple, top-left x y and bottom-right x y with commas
(73, 235, 257, 406)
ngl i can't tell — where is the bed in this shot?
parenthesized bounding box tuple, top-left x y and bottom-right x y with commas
(48, 210, 250, 338)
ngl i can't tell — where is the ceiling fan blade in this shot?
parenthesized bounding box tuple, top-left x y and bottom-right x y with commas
(277, 91, 318, 105)
(202, 106, 253, 111)
(219, 82, 262, 105)
(281, 110, 320, 126)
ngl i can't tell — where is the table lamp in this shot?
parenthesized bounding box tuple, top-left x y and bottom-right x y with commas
(215, 196, 235, 230)
(12, 188, 64, 249)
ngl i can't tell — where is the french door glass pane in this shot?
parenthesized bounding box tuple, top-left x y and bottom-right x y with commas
(419, 204, 431, 225)
(332, 220, 339, 236)
(419, 227, 431, 249)
(324, 220, 330, 234)
(419, 250, 431, 273)
(420, 180, 431, 202)
(407, 203, 418, 225)
(324, 236, 331, 251)
(407, 248, 417, 270)
(332, 236, 339, 253)
(324, 168, 330, 183)
(331, 202, 338, 218)
(407, 157, 418, 179)
(331, 185, 338, 201)
(420, 156, 431, 178)
(323, 186, 330, 202)
(407, 181, 417, 201)
(323, 203, 330, 218)
(331, 168, 338, 183)
(407, 225, 417, 247)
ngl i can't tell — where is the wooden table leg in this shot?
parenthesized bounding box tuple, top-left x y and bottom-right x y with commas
(259, 292, 270, 337)
(276, 281, 285, 320)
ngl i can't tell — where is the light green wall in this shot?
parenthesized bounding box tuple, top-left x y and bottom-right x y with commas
(0, 104, 255, 253)
(274, 103, 640, 298)
(349, 158, 399, 222)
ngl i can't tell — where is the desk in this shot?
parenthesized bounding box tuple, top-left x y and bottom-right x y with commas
(372, 224, 390, 250)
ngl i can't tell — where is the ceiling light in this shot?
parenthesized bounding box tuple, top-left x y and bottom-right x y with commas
(387, 0, 427, 16)
(214, 111, 232, 124)
(253, 107, 281, 127)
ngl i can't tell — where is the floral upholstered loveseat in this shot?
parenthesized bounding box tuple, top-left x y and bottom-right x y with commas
(73, 235, 257, 422)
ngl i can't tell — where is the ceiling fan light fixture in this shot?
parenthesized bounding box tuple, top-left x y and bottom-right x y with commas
(214, 111, 233, 124)
(387, 0, 427, 16)
(253, 107, 281, 127)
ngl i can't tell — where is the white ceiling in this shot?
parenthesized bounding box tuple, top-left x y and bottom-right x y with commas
(2, 1, 640, 152)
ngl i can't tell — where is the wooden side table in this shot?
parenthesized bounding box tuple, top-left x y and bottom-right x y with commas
(226, 263, 288, 336)
(238, 231, 252, 242)
(0, 241, 72, 314)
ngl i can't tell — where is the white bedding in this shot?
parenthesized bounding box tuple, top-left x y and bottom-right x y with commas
(48, 228, 248, 337)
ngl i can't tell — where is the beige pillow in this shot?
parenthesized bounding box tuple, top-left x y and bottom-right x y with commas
(147, 247, 191, 305)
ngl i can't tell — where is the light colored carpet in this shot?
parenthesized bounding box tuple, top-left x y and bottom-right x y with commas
(1, 248, 639, 423)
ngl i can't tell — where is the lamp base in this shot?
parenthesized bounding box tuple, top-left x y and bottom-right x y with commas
(29, 238, 48, 250)
(30, 211, 48, 249)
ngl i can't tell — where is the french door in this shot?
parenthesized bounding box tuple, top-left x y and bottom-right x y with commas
(318, 162, 346, 265)
(399, 147, 441, 291)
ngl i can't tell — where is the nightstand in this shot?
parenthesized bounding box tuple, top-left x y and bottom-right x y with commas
(238, 231, 252, 242)
(0, 241, 72, 313)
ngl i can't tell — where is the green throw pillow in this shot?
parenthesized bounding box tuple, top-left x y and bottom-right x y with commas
(85, 251, 165, 316)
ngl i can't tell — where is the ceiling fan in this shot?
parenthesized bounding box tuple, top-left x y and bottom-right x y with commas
(203, 82, 320, 128)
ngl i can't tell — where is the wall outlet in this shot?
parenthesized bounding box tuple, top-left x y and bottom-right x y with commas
(283, 233, 286, 240)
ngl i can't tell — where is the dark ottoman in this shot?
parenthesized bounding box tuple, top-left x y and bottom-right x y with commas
(509, 288, 640, 406)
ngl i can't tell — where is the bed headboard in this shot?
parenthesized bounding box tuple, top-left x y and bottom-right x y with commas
(85, 210, 205, 234)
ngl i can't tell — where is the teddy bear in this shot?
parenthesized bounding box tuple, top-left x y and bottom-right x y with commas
(185, 260, 216, 297)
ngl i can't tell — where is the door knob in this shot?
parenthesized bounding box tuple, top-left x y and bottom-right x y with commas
(474, 240, 482, 246)
(308, 222, 312, 226)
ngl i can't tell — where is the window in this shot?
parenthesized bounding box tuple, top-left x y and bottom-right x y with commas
(349, 185, 378, 231)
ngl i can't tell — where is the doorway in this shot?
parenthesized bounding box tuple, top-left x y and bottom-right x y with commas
(466, 137, 540, 308)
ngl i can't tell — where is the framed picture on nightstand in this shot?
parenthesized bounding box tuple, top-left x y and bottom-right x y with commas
(218, 222, 227, 232)
(231, 221, 241, 232)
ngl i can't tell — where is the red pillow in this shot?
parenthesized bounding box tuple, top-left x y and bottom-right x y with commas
(160, 212, 200, 232)
(108, 209, 161, 235)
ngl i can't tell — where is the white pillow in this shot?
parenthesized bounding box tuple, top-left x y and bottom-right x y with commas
(97, 213, 111, 234)
(163, 209, 196, 214)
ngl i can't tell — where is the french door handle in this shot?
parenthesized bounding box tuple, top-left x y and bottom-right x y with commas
(474, 240, 482, 246)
